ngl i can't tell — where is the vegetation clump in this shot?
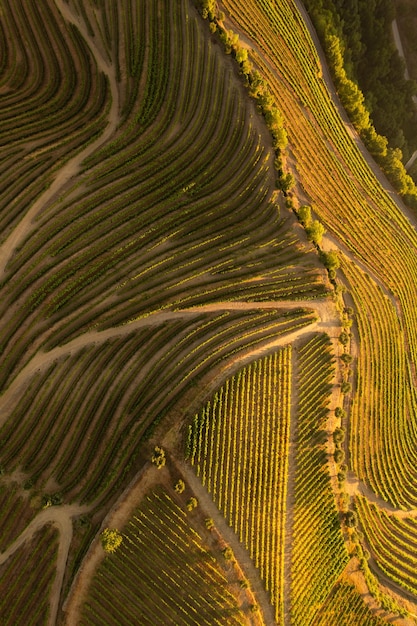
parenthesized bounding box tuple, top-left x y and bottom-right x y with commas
(151, 446, 166, 469)
(101, 528, 123, 554)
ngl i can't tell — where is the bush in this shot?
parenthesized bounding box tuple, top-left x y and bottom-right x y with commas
(334, 448, 345, 463)
(337, 470, 347, 483)
(334, 407, 346, 418)
(222, 546, 234, 560)
(341, 382, 352, 394)
(174, 479, 185, 493)
(333, 427, 345, 444)
(345, 510, 357, 528)
(320, 249, 340, 271)
(297, 204, 312, 227)
(186, 497, 198, 511)
(340, 353, 353, 364)
(101, 528, 123, 553)
(339, 332, 349, 346)
(306, 219, 325, 245)
(205, 517, 215, 530)
(151, 446, 166, 469)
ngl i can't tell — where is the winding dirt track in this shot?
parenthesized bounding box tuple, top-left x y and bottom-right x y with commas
(0, 0, 120, 279)
(0, 504, 89, 626)
(4, 1, 417, 625)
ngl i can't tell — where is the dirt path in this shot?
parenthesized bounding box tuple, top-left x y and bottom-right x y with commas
(0, 299, 336, 427)
(63, 463, 158, 625)
(0, 504, 89, 626)
(172, 458, 276, 626)
(345, 471, 417, 519)
(392, 18, 417, 171)
(0, 0, 120, 279)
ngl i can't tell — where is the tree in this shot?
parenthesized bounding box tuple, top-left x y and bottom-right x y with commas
(341, 381, 352, 393)
(235, 47, 248, 65)
(101, 528, 123, 553)
(306, 219, 325, 245)
(297, 204, 312, 227)
(186, 497, 198, 511)
(334, 448, 345, 463)
(333, 427, 345, 444)
(151, 446, 166, 469)
(339, 332, 349, 346)
(222, 546, 234, 560)
(345, 510, 357, 528)
(174, 479, 185, 493)
(320, 250, 340, 271)
(205, 517, 215, 530)
(279, 172, 295, 194)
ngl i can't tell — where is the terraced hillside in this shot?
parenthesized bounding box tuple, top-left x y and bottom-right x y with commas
(0, 0, 332, 624)
(1, 0, 417, 624)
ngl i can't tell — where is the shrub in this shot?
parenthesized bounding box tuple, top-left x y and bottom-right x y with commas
(151, 446, 166, 469)
(345, 511, 357, 528)
(334, 448, 345, 463)
(222, 546, 234, 560)
(339, 332, 349, 346)
(186, 497, 198, 511)
(320, 249, 340, 271)
(297, 204, 312, 227)
(101, 528, 123, 553)
(306, 219, 325, 245)
(341, 382, 352, 394)
(333, 427, 345, 444)
(174, 479, 185, 493)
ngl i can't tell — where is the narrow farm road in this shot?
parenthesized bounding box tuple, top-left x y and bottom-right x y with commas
(173, 458, 277, 626)
(0, 0, 120, 278)
(0, 504, 89, 626)
(345, 471, 417, 520)
(391, 19, 417, 172)
(291, 0, 417, 232)
(0, 299, 336, 427)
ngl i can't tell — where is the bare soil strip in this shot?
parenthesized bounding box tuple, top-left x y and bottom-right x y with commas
(0, 0, 120, 278)
(173, 458, 276, 625)
(0, 504, 89, 626)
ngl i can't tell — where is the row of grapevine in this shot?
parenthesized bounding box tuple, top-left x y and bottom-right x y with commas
(0, 307, 316, 506)
(290, 333, 348, 625)
(188, 347, 292, 623)
(0, 524, 58, 625)
(0, 0, 327, 397)
(0, 0, 333, 616)
(82, 487, 247, 625)
(342, 256, 417, 508)
(0, 483, 37, 553)
(356, 496, 417, 596)
(219, 0, 417, 606)
(0, 0, 109, 242)
(220, 0, 417, 417)
(313, 580, 387, 626)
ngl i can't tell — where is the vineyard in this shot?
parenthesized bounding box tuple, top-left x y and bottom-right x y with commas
(82, 484, 250, 625)
(187, 348, 292, 622)
(187, 335, 349, 624)
(0, 0, 416, 623)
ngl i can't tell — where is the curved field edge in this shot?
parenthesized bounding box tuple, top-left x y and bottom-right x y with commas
(215, 0, 417, 619)
(0, 0, 338, 624)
